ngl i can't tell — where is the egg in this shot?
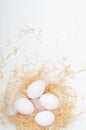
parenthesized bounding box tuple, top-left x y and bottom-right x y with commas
(39, 94, 59, 110)
(35, 111, 55, 126)
(15, 97, 34, 115)
(27, 80, 46, 99)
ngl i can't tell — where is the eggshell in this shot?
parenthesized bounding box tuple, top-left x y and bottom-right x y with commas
(35, 111, 55, 126)
(39, 94, 59, 110)
(27, 80, 46, 99)
(15, 97, 34, 115)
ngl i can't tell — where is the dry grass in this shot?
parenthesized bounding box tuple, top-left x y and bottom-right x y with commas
(1, 66, 76, 130)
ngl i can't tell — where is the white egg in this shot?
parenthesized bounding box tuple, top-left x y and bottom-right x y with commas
(15, 97, 34, 115)
(27, 80, 46, 99)
(39, 94, 59, 110)
(35, 111, 55, 126)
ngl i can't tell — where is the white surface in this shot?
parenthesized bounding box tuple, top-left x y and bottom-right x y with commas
(27, 80, 46, 99)
(35, 111, 55, 126)
(39, 94, 59, 110)
(0, 0, 86, 130)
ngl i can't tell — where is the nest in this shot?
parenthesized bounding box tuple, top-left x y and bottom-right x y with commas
(1, 65, 75, 130)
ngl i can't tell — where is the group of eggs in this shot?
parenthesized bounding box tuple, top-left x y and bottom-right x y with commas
(11, 80, 60, 126)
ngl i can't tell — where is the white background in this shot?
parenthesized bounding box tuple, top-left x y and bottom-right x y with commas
(0, 0, 86, 130)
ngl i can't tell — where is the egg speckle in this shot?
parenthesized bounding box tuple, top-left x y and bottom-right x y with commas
(35, 111, 55, 126)
(27, 80, 46, 99)
(39, 94, 59, 110)
(15, 97, 34, 115)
